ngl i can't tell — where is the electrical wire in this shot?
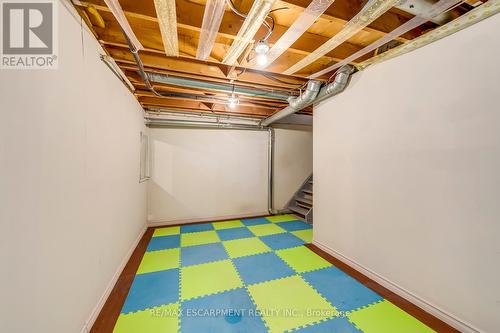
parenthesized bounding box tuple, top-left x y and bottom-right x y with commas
(226, 0, 274, 41)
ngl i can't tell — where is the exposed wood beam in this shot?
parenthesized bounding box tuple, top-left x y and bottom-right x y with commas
(153, 0, 178, 56)
(283, 0, 401, 75)
(84, 2, 369, 75)
(280, 0, 435, 41)
(196, 0, 226, 60)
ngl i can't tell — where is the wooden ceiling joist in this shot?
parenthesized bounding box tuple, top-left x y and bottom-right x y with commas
(196, 0, 226, 60)
(283, 0, 401, 75)
(153, 0, 179, 56)
(72, 0, 484, 118)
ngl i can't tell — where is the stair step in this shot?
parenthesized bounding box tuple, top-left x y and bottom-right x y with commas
(301, 189, 313, 195)
(295, 196, 312, 206)
(289, 205, 309, 216)
(297, 201, 312, 210)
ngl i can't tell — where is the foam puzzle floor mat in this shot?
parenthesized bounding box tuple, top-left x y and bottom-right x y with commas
(113, 215, 435, 333)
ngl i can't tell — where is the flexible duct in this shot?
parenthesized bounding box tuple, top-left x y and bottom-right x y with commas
(259, 65, 355, 126)
(314, 65, 355, 104)
(260, 80, 322, 126)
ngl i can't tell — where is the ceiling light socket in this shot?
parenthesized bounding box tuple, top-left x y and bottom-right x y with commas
(255, 40, 270, 55)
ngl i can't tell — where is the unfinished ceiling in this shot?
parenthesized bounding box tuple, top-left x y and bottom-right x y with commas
(71, 0, 495, 118)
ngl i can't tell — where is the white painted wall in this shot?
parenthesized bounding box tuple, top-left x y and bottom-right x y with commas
(148, 128, 269, 223)
(0, 3, 147, 333)
(314, 15, 500, 333)
(147, 125, 312, 223)
(274, 126, 313, 209)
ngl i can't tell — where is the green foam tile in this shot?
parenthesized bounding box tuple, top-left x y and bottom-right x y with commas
(276, 246, 331, 273)
(348, 300, 435, 333)
(153, 226, 180, 237)
(137, 248, 180, 275)
(291, 229, 313, 243)
(212, 219, 244, 230)
(181, 230, 220, 247)
(180, 260, 243, 300)
(247, 275, 337, 333)
(248, 223, 286, 236)
(266, 214, 299, 223)
(222, 237, 271, 258)
(113, 303, 179, 333)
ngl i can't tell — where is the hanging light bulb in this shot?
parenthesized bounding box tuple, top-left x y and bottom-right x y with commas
(228, 94, 239, 109)
(228, 84, 239, 109)
(254, 40, 269, 67)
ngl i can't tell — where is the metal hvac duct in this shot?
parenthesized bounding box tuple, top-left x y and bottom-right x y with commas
(314, 65, 355, 105)
(260, 80, 322, 126)
(260, 65, 355, 126)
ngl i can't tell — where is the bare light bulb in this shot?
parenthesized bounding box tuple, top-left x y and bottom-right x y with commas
(255, 40, 270, 67)
(228, 95, 239, 109)
(256, 53, 268, 66)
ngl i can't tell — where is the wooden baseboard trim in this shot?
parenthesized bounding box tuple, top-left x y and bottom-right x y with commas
(307, 241, 478, 333)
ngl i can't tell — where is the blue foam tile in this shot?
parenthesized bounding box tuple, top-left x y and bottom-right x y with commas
(146, 234, 180, 252)
(294, 317, 362, 333)
(277, 220, 312, 232)
(302, 266, 383, 312)
(181, 243, 228, 266)
(181, 223, 214, 233)
(121, 269, 179, 314)
(216, 227, 254, 241)
(241, 217, 270, 226)
(232, 252, 295, 285)
(181, 288, 267, 333)
(259, 233, 304, 250)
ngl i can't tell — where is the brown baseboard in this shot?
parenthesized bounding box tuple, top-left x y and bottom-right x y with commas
(90, 227, 155, 333)
(305, 244, 459, 333)
(90, 221, 457, 333)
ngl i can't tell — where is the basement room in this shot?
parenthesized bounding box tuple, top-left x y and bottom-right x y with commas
(1, 0, 499, 332)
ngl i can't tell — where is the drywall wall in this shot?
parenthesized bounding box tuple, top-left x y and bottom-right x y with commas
(147, 128, 269, 223)
(314, 14, 500, 333)
(0, 3, 147, 333)
(274, 126, 313, 209)
(147, 125, 312, 223)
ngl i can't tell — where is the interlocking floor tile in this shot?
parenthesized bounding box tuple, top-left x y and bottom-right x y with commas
(212, 220, 244, 230)
(181, 223, 214, 233)
(147, 234, 181, 252)
(181, 243, 228, 267)
(259, 233, 304, 250)
(247, 275, 337, 333)
(180, 288, 267, 333)
(180, 260, 243, 300)
(114, 303, 179, 333)
(241, 217, 271, 226)
(216, 227, 254, 241)
(347, 300, 435, 333)
(222, 237, 271, 258)
(276, 220, 312, 232)
(294, 316, 361, 333)
(302, 266, 382, 312)
(265, 214, 298, 223)
(137, 248, 180, 275)
(276, 246, 331, 273)
(121, 269, 179, 314)
(291, 229, 313, 243)
(247, 223, 286, 237)
(233, 252, 295, 285)
(181, 231, 220, 247)
(116, 216, 435, 333)
(153, 226, 180, 237)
